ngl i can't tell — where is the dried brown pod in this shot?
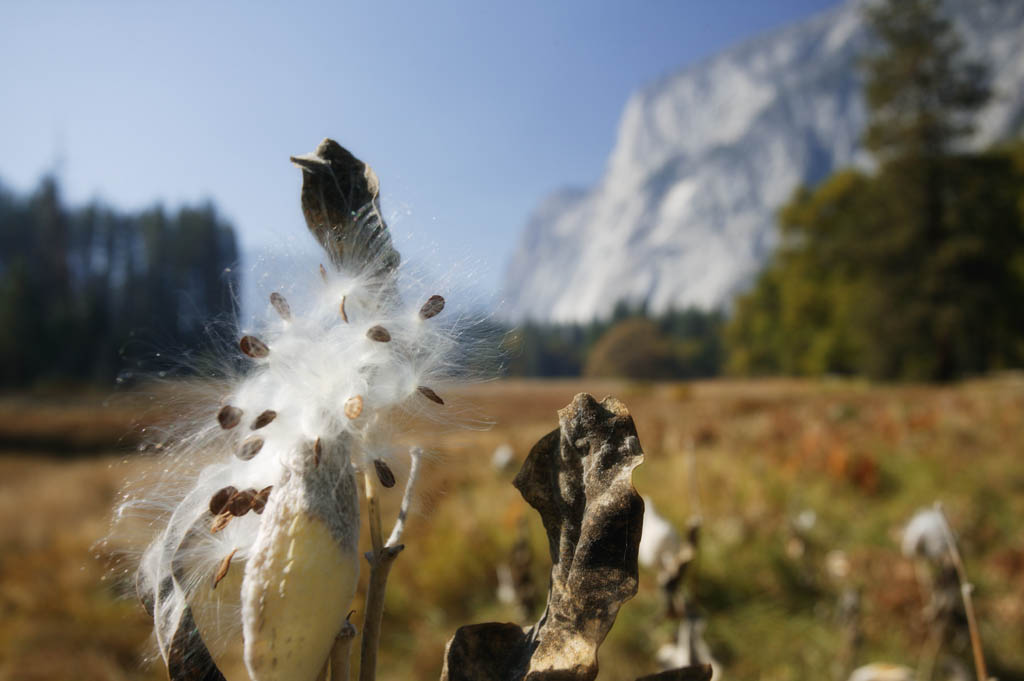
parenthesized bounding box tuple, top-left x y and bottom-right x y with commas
(319, 263, 328, 283)
(217, 405, 243, 429)
(252, 486, 272, 514)
(313, 437, 323, 466)
(226, 489, 256, 517)
(417, 386, 444, 405)
(269, 292, 291, 321)
(251, 410, 277, 430)
(239, 335, 270, 358)
(210, 511, 233, 533)
(374, 459, 396, 488)
(339, 295, 349, 322)
(209, 486, 238, 515)
(344, 395, 364, 419)
(238, 436, 264, 460)
(212, 548, 238, 589)
(419, 294, 445, 320)
(366, 325, 391, 342)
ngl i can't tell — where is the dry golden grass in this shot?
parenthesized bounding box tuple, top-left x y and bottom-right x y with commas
(1, 376, 1023, 680)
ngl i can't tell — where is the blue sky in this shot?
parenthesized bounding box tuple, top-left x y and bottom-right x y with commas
(0, 0, 841, 295)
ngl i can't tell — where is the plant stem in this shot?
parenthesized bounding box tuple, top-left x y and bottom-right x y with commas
(330, 616, 358, 681)
(357, 449, 420, 681)
(934, 502, 989, 681)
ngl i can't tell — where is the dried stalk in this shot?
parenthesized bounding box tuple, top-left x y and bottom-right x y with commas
(934, 502, 990, 681)
(330, 617, 358, 681)
(358, 448, 422, 681)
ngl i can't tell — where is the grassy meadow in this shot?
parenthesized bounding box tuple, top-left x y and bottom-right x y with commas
(1, 377, 1022, 681)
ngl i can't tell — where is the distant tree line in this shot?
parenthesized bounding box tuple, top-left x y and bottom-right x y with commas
(725, 0, 1024, 381)
(502, 303, 724, 379)
(0, 176, 239, 387)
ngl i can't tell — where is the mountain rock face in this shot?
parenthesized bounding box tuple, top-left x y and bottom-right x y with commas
(500, 0, 1024, 323)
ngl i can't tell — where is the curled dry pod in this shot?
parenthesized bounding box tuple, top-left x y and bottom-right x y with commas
(344, 396, 363, 419)
(217, 405, 243, 429)
(313, 437, 322, 466)
(417, 386, 444, 405)
(252, 486, 272, 514)
(366, 325, 391, 342)
(209, 486, 238, 515)
(238, 436, 264, 461)
(419, 294, 445, 320)
(373, 459, 396, 488)
(339, 295, 349, 322)
(212, 548, 238, 589)
(251, 409, 277, 430)
(239, 335, 270, 358)
(227, 489, 256, 517)
(319, 263, 328, 283)
(270, 292, 291, 321)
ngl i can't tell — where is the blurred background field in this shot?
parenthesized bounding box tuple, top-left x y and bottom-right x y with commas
(1, 376, 1022, 680)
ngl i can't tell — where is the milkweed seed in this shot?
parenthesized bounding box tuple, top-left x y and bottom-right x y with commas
(239, 335, 270, 358)
(417, 386, 444, 405)
(209, 486, 238, 515)
(227, 489, 256, 516)
(313, 437, 322, 466)
(339, 295, 349, 322)
(251, 410, 277, 430)
(210, 511, 233, 533)
(237, 436, 264, 460)
(319, 263, 328, 283)
(344, 396, 364, 419)
(374, 459, 396, 488)
(419, 294, 445, 320)
(217, 405, 243, 429)
(212, 548, 238, 589)
(366, 325, 391, 342)
(252, 486, 272, 514)
(270, 292, 291, 321)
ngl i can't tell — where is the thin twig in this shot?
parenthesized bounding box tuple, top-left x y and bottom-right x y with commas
(934, 502, 990, 681)
(387, 447, 422, 547)
(357, 447, 422, 681)
(330, 615, 358, 681)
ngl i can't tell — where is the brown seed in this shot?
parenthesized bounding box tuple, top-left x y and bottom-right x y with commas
(319, 263, 328, 283)
(209, 486, 238, 515)
(252, 486, 272, 514)
(227, 489, 256, 516)
(270, 292, 291, 321)
(217, 405, 243, 429)
(417, 386, 445, 405)
(239, 335, 270, 358)
(210, 511, 233, 533)
(366, 325, 391, 342)
(339, 295, 349, 322)
(344, 395, 364, 419)
(251, 410, 277, 430)
(313, 437, 323, 466)
(237, 436, 264, 460)
(212, 548, 238, 589)
(374, 459, 396, 488)
(419, 294, 445, 320)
